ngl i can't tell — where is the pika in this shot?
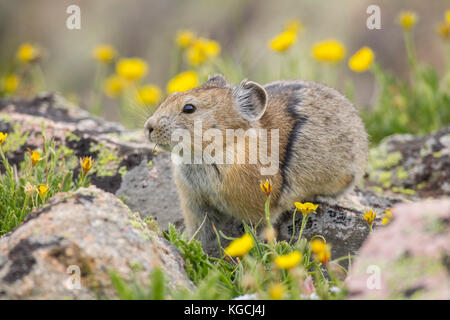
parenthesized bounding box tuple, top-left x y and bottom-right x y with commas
(144, 75, 368, 248)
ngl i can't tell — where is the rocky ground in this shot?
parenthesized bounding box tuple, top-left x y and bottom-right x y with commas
(0, 93, 448, 299)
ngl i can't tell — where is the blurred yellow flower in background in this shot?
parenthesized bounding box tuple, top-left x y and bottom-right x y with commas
(274, 251, 302, 270)
(186, 38, 221, 65)
(116, 58, 148, 81)
(166, 70, 198, 94)
(3, 75, 19, 93)
(0, 132, 7, 145)
(284, 19, 303, 33)
(92, 44, 116, 63)
(103, 75, 125, 98)
(397, 11, 417, 30)
(268, 283, 285, 300)
(348, 46, 375, 72)
(16, 43, 39, 63)
(437, 21, 450, 40)
(446, 10, 450, 24)
(312, 39, 346, 63)
(310, 239, 331, 264)
(269, 30, 297, 52)
(176, 30, 196, 48)
(30, 150, 41, 166)
(135, 84, 162, 105)
(224, 233, 254, 257)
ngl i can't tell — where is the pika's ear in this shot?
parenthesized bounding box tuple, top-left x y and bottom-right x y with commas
(201, 74, 229, 88)
(232, 80, 267, 121)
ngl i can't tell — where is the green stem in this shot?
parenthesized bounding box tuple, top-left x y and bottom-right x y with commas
(296, 213, 309, 246)
(264, 195, 272, 229)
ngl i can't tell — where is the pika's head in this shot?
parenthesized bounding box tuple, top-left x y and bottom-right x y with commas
(144, 74, 267, 150)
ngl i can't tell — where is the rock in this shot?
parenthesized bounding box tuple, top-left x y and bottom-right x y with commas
(346, 200, 450, 299)
(116, 152, 184, 230)
(0, 93, 154, 194)
(365, 126, 450, 198)
(0, 186, 193, 299)
(275, 187, 403, 263)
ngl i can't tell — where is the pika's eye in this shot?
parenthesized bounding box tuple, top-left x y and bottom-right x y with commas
(182, 104, 196, 114)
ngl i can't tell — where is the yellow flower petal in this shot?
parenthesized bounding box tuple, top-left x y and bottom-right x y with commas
(166, 70, 198, 94)
(274, 251, 302, 270)
(135, 84, 162, 105)
(348, 46, 375, 72)
(0, 132, 7, 145)
(103, 75, 125, 99)
(294, 202, 318, 215)
(16, 43, 39, 63)
(268, 283, 285, 300)
(269, 30, 297, 52)
(116, 58, 148, 81)
(3, 75, 19, 94)
(224, 233, 254, 257)
(397, 11, 417, 30)
(93, 44, 116, 63)
(312, 39, 346, 63)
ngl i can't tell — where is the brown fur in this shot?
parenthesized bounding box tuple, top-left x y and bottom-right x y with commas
(144, 75, 368, 246)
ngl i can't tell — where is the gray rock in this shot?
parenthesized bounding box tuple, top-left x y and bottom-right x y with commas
(0, 186, 193, 299)
(116, 152, 184, 230)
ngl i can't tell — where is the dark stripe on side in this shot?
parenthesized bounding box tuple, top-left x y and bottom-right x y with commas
(279, 90, 308, 195)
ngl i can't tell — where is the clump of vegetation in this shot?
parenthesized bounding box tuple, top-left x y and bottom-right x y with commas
(111, 180, 352, 300)
(0, 130, 94, 235)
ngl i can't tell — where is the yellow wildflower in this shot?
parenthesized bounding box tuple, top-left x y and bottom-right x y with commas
(363, 209, 376, 231)
(312, 39, 346, 63)
(224, 233, 254, 257)
(310, 240, 331, 264)
(363, 209, 376, 224)
(176, 30, 196, 48)
(135, 84, 162, 105)
(186, 38, 221, 65)
(116, 58, 148, 81)
(284, 19, 303, 33)
(92, 44, 116, 63)
(268, 283, 285, 300)
(3, 75, 19, 93)
(446, 10, 450, 24)
(38, 184, 49, 198)
(294, 202, 318, 215)
(30, 150, 41, 166)
(103, 75, 125, 98)
(16, 43, 39, 63)
(260, 179, 273, 196)
(0, 132, 7, 145)
(269, 30, 297, 52)
(397, 11, 417, 30)
(437, 21, 450, 40)
(274, 251, 302, 270)
(80, 156, 93, 174)
(166, 70, 198, 94)
(348, 46, 375, 72)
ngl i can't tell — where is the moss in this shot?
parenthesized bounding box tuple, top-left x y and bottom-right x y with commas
(396, 167, 409, 180)
(118, 166, 128, 177)
(432, 151, 442, 158)
(2, 123, 29, 153)
(89, 143, 122, 177)
(65, 132, 81, 142)
(0, 114, 12, 122)
(392, 187, 416, 195)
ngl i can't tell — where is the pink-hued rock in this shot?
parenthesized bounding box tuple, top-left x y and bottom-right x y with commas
(346, 199, 450, 299)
